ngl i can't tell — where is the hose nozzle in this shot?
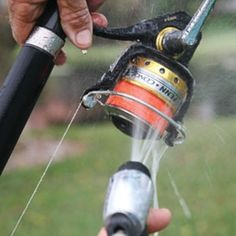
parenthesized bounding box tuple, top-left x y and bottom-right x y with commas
(103, 161, 153, 236)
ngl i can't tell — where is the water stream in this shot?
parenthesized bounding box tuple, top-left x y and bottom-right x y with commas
(129, 106, 192, 235)
(130, 116, 169, 235)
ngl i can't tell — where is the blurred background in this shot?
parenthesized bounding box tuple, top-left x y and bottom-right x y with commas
(0, 0, 236, 235)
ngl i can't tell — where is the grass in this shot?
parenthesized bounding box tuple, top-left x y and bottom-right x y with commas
(1, 118, 236, 236)
(193, 29, 236, 64)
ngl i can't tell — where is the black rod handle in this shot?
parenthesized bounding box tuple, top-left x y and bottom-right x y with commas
(0, 1, 65, 174)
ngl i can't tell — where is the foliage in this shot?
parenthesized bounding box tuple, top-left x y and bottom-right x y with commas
(1, 118, 236, 235)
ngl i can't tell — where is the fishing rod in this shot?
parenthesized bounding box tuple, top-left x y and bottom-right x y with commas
(0, 1, 65, 174)
(0, 0, 216, 235)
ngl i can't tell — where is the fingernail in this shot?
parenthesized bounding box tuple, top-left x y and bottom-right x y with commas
(76, 29, 92, 48)
(160, 208, 172, 218)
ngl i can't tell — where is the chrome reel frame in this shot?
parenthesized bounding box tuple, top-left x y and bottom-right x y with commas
(82, 90, 186, 145)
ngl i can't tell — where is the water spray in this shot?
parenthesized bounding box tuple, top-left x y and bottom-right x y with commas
(82, 0, 217, 235)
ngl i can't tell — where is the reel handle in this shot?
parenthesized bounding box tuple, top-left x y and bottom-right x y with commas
(163, 0, 217, 53)
(182, 0, 217, 46)
(0, 1, 65, 174)
(94, 0, 216, 60)
(93, 11, 200, 65)
(93, 11, 192, 49)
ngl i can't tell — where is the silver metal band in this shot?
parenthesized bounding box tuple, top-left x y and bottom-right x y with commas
(25, 27, 64, 57)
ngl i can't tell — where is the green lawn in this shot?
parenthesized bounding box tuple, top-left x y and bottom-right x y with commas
(1, 118, 236, 236)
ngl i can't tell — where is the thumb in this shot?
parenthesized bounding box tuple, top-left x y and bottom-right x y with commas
(57, 0, 92, 49)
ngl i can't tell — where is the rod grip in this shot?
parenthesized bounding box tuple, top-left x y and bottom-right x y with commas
(0, 1, 65, 174)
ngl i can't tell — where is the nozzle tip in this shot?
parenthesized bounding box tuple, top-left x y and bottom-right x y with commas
(112, 230, 127, 236)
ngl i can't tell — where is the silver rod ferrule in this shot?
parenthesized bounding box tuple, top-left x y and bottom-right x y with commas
(182, 0, 217, 45)
(26, 26, 65, 57)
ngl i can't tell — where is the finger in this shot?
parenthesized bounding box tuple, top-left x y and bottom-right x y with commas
(55, 49, 67, 65)
(97, 208, 172, 236)
(87, 0, 106, 12)
(97, 227, 107, 236)
(147, 208, 172, 233)
(7, 0, 47, 44)
(57, 0, 93, 49)
(91, 12, 108, 27)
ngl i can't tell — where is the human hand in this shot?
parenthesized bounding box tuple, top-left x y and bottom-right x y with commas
(97, 208, 172, 236)
(7, 0, 108, 64)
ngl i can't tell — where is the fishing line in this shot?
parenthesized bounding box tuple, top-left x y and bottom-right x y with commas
(9, 101, 83, 236)
(168, 170, 192, 219)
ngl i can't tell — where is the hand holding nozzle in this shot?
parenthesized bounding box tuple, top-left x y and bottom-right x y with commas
(103, 162, 153, 236)
(98, 208, 171, 236)
(102, 161, 171, 236)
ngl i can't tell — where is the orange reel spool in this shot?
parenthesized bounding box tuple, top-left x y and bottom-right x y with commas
(105, 56, 188, 139)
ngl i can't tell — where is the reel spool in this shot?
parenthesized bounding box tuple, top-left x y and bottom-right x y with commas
(104, 56, 188, 139)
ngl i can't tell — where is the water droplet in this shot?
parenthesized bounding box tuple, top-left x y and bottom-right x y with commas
(81, 50, 88, 55)
(131, 58, 137, 64)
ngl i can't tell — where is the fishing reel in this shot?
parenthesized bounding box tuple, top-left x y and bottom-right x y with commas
(82, 11, 198, 146)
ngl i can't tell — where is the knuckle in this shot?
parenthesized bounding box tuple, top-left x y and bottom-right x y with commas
(8, 1, 41, 23)
(61, 5, 91, 29)
(7, 0, 46, 44)
(11, 27, 24, 45)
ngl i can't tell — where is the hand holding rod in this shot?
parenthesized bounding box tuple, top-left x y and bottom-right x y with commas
(0, 1, 65, 174)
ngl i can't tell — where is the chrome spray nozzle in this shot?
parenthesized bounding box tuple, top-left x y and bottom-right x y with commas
(103, 161, 153, 236)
